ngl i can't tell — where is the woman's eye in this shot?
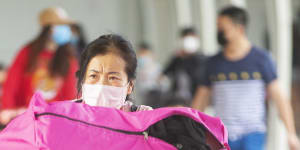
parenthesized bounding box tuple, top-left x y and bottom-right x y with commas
(109, 77, 119, 80)
(89, 74, 97, 79)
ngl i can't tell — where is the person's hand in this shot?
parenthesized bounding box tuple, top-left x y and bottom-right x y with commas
(120, 101, 134, 112)
(120, 101, 153, 112)
(0, 109, 18, 125)
(0, 107, 26, 125)
(137, 105, 153, 111)
(288, 133, 300, 150)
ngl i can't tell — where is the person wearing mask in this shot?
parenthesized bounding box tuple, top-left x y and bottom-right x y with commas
(135, 42, 161, 106)
(191, 6, 300, 150)
(74, 34, 152, 111)
(162, 27, 206, 104)
(0, 7, 78, 124)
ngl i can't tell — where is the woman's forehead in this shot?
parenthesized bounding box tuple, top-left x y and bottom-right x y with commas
(87, 53, 126, 73)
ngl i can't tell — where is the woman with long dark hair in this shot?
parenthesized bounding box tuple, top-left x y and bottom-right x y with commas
(0, 7, 78, 124)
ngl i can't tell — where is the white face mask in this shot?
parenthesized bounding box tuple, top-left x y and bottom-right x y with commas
(82, 84, 128, 109)
(182, 36, 200, 53)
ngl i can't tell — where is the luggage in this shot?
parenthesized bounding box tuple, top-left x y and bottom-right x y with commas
(0, 92, 230, 150)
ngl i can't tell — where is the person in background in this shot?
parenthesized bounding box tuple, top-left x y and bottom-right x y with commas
(162, 27, 206, 104)
(135, 42, 161, 105)
(0, 7, 78, 124)
(74, 34, 152, 112)
(192, 6, 300, 150)
(70, 23, 87, 60)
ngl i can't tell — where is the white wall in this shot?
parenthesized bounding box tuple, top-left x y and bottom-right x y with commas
(139, 0, 178, 65)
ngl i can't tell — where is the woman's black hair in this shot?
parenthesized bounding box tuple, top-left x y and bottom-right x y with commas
(27, 25, 74, 78)
(27, 25, 52, 72)
(219, 6, 249, 28)
(70, 23, 87, 58)
(180, 27, 197, 37)
(0, 63, 5, 71)
(48, 44, 75, 77)
(76, 34, 137, 99)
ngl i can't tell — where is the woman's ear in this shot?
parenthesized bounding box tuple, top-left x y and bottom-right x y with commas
(127, 81, 134, 95)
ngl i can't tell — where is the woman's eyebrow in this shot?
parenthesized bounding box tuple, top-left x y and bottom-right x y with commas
(89, 69, 100, 73)
(108, 72, 121, 75)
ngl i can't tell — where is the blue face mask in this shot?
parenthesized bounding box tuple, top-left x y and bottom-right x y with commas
(52, 25, 72, 46)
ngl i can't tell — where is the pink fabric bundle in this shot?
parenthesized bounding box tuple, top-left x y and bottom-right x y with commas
(0, 92, 230, 150)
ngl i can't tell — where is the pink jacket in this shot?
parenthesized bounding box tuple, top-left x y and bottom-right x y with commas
(0, 92, 230, 150)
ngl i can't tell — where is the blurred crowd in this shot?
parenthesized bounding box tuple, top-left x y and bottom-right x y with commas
(0, 5, 299, 150)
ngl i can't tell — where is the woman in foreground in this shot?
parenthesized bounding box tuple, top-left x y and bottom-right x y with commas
(75, 34, 152, 111)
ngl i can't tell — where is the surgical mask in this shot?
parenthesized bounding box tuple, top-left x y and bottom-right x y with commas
(182, 36, 200, 53)
(52, 25, 72, 46)
(217, 31, 228, 46)
(82, 83, 128, 109)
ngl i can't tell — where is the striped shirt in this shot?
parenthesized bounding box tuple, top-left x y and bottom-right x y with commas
(201, 46, 277, 140)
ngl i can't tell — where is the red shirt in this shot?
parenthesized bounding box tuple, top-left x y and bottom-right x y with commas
(1, 46, 78, 109)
